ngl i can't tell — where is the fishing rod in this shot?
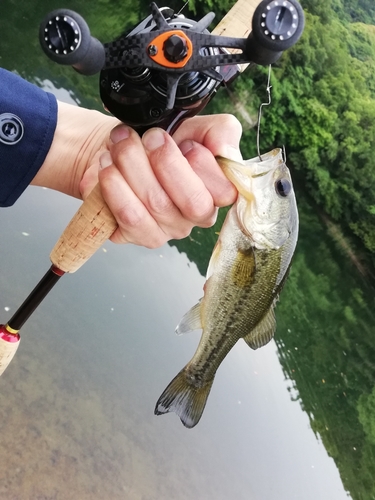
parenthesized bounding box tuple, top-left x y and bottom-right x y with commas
(0, 0, 305, 375)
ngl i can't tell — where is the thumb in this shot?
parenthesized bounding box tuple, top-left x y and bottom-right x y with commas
(79, 151, 103, 199)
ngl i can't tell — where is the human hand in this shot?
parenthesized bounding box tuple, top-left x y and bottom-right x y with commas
(31, 101, 242, 248)
(82, 114, 242, 247)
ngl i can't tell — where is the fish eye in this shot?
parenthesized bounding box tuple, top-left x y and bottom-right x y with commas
(275, 178, 291, 197)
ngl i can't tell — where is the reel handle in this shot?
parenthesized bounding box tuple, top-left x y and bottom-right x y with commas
(39, 9, 105, 75)
(39, 1, 305, 77)
(251, 0, 305, 52)
(247, 0, 305, 65)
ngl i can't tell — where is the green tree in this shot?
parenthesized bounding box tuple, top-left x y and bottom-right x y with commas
(358, 388, 375, 446)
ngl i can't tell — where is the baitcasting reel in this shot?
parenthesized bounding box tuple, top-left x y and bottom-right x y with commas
(39, 1, 304, 134)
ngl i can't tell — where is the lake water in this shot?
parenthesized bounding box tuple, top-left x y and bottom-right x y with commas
(1, 1, 375, 499)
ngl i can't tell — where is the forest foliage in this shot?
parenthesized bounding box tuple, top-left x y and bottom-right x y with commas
(202, 0, 375, 268)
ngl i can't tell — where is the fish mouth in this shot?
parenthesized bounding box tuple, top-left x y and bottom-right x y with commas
(244, 148, 283, 175)
(217, 149, 283, 199)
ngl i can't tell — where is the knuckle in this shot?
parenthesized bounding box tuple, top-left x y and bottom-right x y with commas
(157, 155, 180, 175)
(112, 229, 164, 249)
(112, 137, 139, 165)
(144, 236, 166, 249)
(147, 188, 174, 217)
(183, 190, 214, 222)
(116, 202, 144, 229)
(194, 207, 218, 229)
(198, 215, 217, 229)
(115, 145, 133, 166)
(213, 183, 237, 208)
(114, 216, 168, 249)
(171, 225, 192, 241)
(220, 114, 242, 135)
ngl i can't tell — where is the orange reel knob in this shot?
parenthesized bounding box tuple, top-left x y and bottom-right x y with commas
(147, 30, 193, 68)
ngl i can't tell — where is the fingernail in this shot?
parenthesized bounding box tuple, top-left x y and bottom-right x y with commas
(99, 151, 113, 169)
(179, 140, 194, 156)
(142, 128, 165, 151)
(110, 125, 130, 144)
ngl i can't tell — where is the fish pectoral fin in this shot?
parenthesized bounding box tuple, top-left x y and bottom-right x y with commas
(175, 300, 203, 335)
(206, 238, 222, 280)
(232, 246, 256, 288)
(243, 306, 276, 350)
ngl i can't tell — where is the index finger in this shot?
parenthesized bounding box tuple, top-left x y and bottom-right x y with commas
(172, 114, 243, 161)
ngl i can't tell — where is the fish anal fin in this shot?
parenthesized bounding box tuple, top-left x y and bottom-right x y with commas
(243, 305, 276, 350)
(155, 370, 213, 428)
(175, 300, 203, 335)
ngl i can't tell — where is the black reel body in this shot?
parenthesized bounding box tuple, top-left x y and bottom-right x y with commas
(39, 1, 305, 134)
(99, 8, 235, 133)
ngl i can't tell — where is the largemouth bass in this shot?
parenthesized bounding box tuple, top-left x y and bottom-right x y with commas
(155, 149, 299, 428)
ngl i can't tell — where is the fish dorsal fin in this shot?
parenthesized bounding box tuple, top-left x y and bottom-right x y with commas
(243, 305, 276, 350)
(175, 300, 203, 335)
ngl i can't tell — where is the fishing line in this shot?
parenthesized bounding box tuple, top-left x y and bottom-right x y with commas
(177, 0, 190, 15)
(257, 64, 272, 161)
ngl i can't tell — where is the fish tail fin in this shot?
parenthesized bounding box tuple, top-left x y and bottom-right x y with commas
(154, 370, 213, 429)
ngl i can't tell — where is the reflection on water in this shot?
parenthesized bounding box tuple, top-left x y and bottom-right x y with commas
(1, 0, 375, 499)
(0, 188, 349, 500)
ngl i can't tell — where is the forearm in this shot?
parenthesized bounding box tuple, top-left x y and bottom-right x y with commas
(0, 69, 57, 207)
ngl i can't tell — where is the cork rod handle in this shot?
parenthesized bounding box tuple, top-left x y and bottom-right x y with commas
(50, 0, 258, 274)
(50, 184, 117, 273)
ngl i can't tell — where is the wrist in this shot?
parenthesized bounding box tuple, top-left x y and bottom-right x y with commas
(31, 101, 119, 199)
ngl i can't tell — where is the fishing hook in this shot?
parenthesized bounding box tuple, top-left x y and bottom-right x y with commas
(282, 144, 287, 163)
(257, 64, 272, 162)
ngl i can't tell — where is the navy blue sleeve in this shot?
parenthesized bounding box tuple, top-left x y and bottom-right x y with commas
(0, 68, 57, 207)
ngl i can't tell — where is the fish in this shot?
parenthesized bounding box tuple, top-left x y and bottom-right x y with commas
(154, 149, 299, 428)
